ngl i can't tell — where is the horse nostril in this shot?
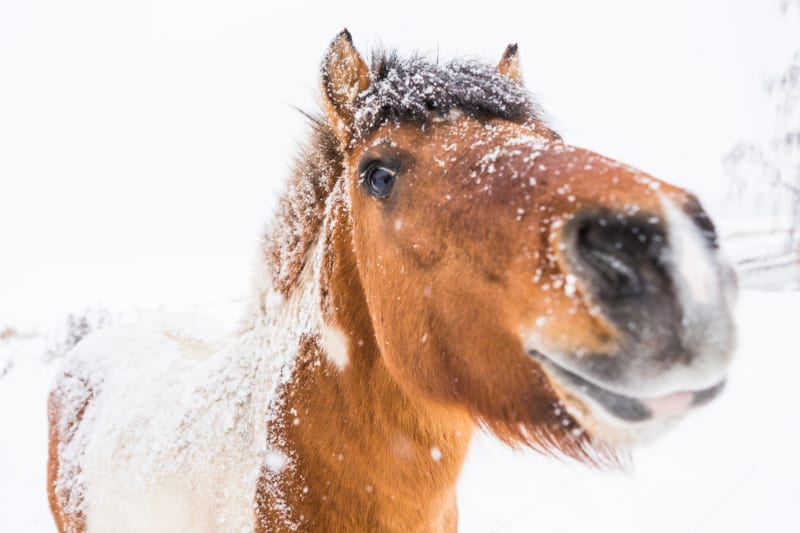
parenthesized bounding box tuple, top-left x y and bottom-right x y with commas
(576, 223, 642, 296)
(570, 212, 668, 298)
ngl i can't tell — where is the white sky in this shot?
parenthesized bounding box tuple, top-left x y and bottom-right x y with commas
(0, 0, 797, 326)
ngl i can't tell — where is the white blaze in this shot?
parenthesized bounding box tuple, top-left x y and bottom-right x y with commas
(661, 196, 717, 307)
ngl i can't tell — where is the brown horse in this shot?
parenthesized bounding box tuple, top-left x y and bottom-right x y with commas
(47, 31, 737, 532)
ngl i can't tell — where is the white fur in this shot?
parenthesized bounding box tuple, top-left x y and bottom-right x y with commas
(320, 322, 350, 370)
(51, 239, 326, 532)
(661, 196, 717, 306)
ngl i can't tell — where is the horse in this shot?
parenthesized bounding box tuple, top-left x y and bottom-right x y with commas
(47, 30, 737, 532)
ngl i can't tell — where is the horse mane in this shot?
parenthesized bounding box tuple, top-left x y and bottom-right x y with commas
(263, 50, 543, 296)
(264, 119, 342, 296)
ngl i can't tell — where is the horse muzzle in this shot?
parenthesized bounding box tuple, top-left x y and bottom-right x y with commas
(525, 194, 737, 445)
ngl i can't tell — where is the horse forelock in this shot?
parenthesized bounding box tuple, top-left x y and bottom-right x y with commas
(354, 51, 542, 140)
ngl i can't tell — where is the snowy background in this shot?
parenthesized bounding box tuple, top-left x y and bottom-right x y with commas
(1, 0, 798, 531)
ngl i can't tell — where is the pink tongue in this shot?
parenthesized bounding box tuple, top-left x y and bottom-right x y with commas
(641, 392, 694, 418)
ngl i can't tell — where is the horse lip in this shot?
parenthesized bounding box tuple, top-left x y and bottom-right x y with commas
(690, 379, 726, 407)
(528, 350, 726, 423)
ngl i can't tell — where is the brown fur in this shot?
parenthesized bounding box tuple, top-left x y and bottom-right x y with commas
(251, 34, 696, 530)
(48, 32, 711, 532)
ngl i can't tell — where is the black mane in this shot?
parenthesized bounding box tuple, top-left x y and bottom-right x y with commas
(352, 51, 541, 138)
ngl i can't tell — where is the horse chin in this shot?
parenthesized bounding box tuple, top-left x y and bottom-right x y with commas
(529, 350, 726, 447)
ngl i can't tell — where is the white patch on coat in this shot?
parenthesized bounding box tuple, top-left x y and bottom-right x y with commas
(320, 322, 350, 370)
(53, 238, 328, 532)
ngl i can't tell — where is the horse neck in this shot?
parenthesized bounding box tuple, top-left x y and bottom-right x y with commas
(257, 212, 475, 532)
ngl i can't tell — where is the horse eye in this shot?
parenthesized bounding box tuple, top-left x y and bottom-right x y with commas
(361, 163, 397, 199)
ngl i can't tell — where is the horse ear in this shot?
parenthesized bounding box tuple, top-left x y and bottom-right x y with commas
(497, 43, 523, 82)
(321, 29, 371, 144)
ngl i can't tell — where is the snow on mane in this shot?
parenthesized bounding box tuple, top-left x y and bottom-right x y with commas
(353, 51, 542, 139)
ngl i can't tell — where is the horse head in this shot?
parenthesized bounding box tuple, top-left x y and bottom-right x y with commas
(310, 31, 736, 459)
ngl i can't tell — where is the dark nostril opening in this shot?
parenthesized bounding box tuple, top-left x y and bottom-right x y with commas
(571, 212, 668, 298)
(576, 222, 643, 296)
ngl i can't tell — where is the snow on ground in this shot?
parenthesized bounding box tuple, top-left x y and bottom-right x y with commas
(1, 286, 798, 532)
